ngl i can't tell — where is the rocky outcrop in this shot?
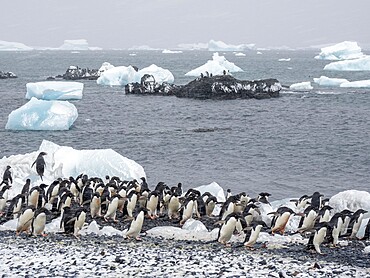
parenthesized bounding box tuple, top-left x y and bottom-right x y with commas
(172, 75, 281, 99)
(63, 66, 99, 80)
(0, 71, 17, 79)
(125, 74, 281, 99)
(125, 74, 179, 95)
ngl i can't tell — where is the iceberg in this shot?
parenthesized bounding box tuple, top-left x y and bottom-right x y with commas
(26, 81, 84, 100)
(138, 64, 175, 84)
(329, 190, 370, 213)
(340, 80, 370, 88)
(177, 42, 208, 50)
(0, 40, 33, 51)
(193, 181, 226, 202)
(278, 58, 291, 62)
(5, 97, 78, 131)
(97, 66, 139, 86)
(324, 56, 370, 71)
(58, 39, 102, 51)
(289, 81, 313, 90)
(208, 40, 255, 52)
(97, 64, 174, 86)
(98, 62, 115, 74)
(235, 52, 246, 57)
(185, 52, 243, 77)
(0, 140, 146, 198)
(162, 49, 183, 54)
(314, 41, 364, 60)
(313, 76, 348, 87)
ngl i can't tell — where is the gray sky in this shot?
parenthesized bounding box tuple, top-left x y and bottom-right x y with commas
(1, 0, 369, 49)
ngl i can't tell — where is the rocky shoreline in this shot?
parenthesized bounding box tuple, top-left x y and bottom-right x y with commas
(0, 230, 368, 277)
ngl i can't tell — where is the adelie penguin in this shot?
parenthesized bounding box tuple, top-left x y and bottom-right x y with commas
(104, 194, 121, 222)
(31, 152, 47, 181)
(31, 207, 50, 236)
(125, 207, 148, 241)
(1, 165, 12, 186)
(307, 222, 331, 254)
(346, 209, 368, 239)
(6, 193, 26, 219)
(269, 207, 295, 235)
(217, 212, 242, 246)
(146, 190, 160, 219)
(243, 221, 268, 249)
(16, 205, 36, 235)
(167, 193, 181, 220)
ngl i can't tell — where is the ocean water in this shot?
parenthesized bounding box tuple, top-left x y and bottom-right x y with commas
(0, 50, 369, 200)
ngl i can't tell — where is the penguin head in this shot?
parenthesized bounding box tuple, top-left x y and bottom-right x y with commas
(36, 207, 50, 215)
(39, 152, 47, 156)
(6, 165, 11, 169)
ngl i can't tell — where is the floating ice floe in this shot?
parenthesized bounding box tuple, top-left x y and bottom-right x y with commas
(162, 49, 183, 54)
(340, 80, 370, 88)
(0, 139, 146, 199)
(235, 52, 246, 57)
(5, 97, 78, 131)
(324, 55, 370, 71)
(289, 81, 313, 91)
(313, 76, 349, 87)
(314, 41, 364, 60)
(25, 81, 84, 100)
(208, 40, 255, 52)
(97, 64, 174, 86)
(185, 52, 243, 77)
(278, 58, 291, 62)
(0, 40, 33, 51)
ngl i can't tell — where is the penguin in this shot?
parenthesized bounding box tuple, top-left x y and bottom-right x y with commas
(90, 192, 102, 218)
(73, 207, 87, 238)
(80, 180, 94, 207)
(340, 209, 353, 236)
(244, 221, 268, 248)
(257, 192, 271, 205)
(104, 194, 121, 222)
(68, 176, 80, 200)
(217, 212, 240, 246)
(21, 179, 31, 203)
(219, 195, 239, 220)
(290, 194, 309, 210)
(123, 191, 138, 218)
(326, 212, 345, 247)
(269, 207, 295, 235)
(362, 218, 370, 240)
(138, 187, 149, 209)
(347, 209, 368, 239)
(318, 205, 333, 223)
(226, 189, 232, 199)
(0, 190, 7, 216)
(180, 195, 195, 225)
(297, 206, 319, 234)
(140, 177, 149, 192)
(310, 192, 323, 209)
(205, 195, 217, 217)
(125, 207, 148, 240)
(167, 193, 181, 220)
(170, 183, 183, 196)
(60, 206, 75, 234)
(242, 203, 260, 227)
(57, 191, 74, 212)
(100, 185, 111, 214)
(16, 205, 36, 235)
(1, 165, 12, 186)
(31, 152, 47, 180)
(46, 180, 61, 205)
(146, 190, 159, 219)
(307, 222, 330, 254)
(6, 194, 26, 219)
(31, 207, 49, 236)
(194, 195, 206, 218)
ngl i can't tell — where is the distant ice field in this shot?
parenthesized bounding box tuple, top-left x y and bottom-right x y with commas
(0, 50, 369, 200)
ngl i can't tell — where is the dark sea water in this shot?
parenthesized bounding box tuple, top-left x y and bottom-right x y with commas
(0, 50, 369, 200)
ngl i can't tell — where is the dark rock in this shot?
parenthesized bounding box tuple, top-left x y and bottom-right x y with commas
(172, 75, 281, 100)
(62, 66, 99, 80)
(125, 74, 281, 100)
(0, 71, 17, 79)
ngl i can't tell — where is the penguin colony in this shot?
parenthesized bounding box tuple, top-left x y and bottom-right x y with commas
(0, 154, 369, 255)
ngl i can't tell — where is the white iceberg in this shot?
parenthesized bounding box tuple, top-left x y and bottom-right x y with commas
(324, 56, 370, 71)
(97, 65, 139, 86)
(97, 64, 174, 86)
(98, 62, 115, 74)
(0, 139, 146, 199)
(235, 52, 246, 57)
(208, 40, 255, 52)
(177, 42, 208, 50)
(289, 81, 313, 90)
(329, 190, 370, 213)
(5, 97, 78, 131)
(138, 64, 174, 84)
(193, 181, 226, 202)
(162, 49, 183, 54)
(58, 39, 102, 51)
(340, 79, 370, 88)
(313, 76, 349, 87)
(315, 41, 364, 60)
(0, 40, 33, 51)
(185, 52, 243, 77)
(26, 81, 84, 100)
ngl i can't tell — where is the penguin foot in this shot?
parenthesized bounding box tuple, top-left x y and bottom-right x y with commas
(42, 233, 48, 237)
(135, 236, 142, 241)
(245, 246, 255, 250)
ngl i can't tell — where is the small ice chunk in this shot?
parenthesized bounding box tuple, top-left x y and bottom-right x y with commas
(5, 97, 78, 131)
(182, 219, 208, 232)
(26, 81, 83, 100)
(313, 76, 348, 87)
(289, 81, 313, 90)
(193, 181, 225, 202)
